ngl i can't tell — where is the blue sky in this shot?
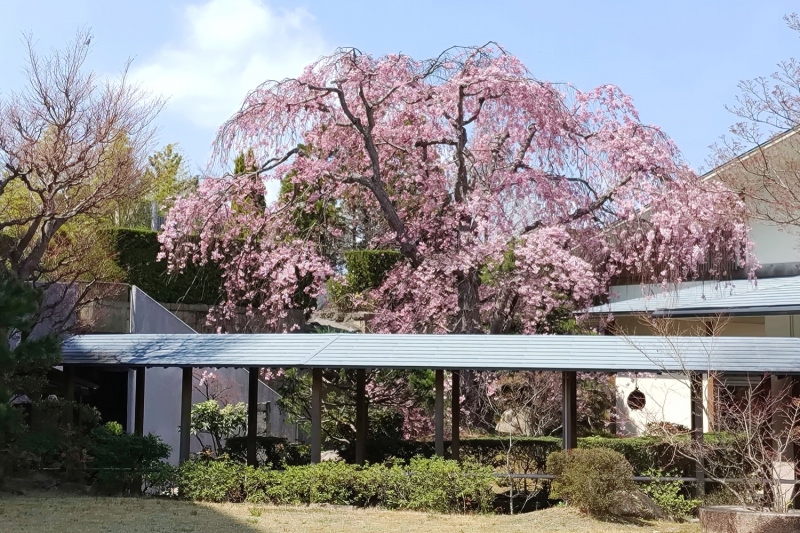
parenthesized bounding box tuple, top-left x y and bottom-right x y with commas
(1, 0, 797, 175)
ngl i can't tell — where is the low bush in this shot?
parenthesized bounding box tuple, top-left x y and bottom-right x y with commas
(404, 457, 495, 513)
(10, 399, 102, 481)
(224, 435, 310, 468)
(177, 458, 248, 502)
(640, 468, 700, 521)
(346, 435, 693, 478)
(89, 422, 172, 494)
(108, 228, 222, 305)
(177, 457, 494, 513)
(222, 434, 696, 479)
(546, 447, 635, 515)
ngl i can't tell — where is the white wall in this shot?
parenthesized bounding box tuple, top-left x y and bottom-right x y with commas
(616, 373, 709, 436)
(749, 220, 800, 265)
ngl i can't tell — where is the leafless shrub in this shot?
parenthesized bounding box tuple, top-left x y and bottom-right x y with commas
(0, 29, 163, 333)
(623, 314, 800, 512)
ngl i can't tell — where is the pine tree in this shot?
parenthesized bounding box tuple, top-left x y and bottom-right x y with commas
(0, 274, 61, 458)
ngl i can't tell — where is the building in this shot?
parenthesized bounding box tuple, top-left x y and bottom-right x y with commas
(590, 129, 800, 436)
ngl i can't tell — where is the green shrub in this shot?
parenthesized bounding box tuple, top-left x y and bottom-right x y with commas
(326, 250, 402, 311)
(143, 461, 179, 495)
(640, 468, 700, 521)
(177, 458, 249, 502)
(547, 447, 635, 515)
(190, 400, 247, 456)
(284, 462, 361, 505)
(89, 422, 172, 494)
(11, 399, 102, 480)
(108, 228, 222, 305)
(405, 457, 495, 513)
(350, 436, 691, 478)
(354, 462, 412, 508)
(176, 457, 494, 513)
(578, 436, 685, 475)
(224, 436, 310, 469)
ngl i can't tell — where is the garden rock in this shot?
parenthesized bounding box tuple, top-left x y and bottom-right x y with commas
(495, 409, 531, 435)
(320, 450, 342, 462)
(700, 506, 800, 533)
(608, 490, 665, 520)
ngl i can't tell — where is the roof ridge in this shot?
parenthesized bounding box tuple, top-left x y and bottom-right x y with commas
(301, 334, 342, 366)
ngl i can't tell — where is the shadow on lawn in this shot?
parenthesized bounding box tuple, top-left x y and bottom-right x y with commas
(595, 515, 652, 528)
(0, 493, 265, 533)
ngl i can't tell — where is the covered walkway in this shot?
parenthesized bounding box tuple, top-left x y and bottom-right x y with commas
(60, 332, 800, 492)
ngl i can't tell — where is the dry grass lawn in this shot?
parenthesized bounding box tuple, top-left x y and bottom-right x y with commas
(0, 493, 700, 533)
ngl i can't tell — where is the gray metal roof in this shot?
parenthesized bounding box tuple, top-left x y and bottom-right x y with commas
(587, 275, 800, 317)
(61, 333, 800, 374)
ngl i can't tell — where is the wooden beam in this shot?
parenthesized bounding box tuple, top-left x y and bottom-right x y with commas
(451, 370, 460, 461)
(63, 365, 75, 425)
(247, 367, 260, 467)
(311, 368, 323, 464)
(435, 369, 444, 457)
(690, 371, 705, 497)
(793, 377, 800, 510)
(355, 369, 367, 465)
(179, 367, 192, 464)
(562, 371, 577, 450)
(134, 368, 145, 436)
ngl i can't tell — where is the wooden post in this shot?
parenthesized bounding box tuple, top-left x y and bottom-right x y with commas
(134, 368, 146, 435)
(179, 367, 192, 464)
(63, 365, 75, 425)
(247, 367, 260, 467)
(562, 371, 577, 450)
(435, 369, 444, 457)
(451, 370, 460, 461)
(355, 369, 367, 465)
(690, 371, 705, 497)
(793, 377, 800, 510)
(311, 368, 323, 464)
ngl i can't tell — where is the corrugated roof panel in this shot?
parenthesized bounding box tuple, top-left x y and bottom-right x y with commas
(60, 333, 800, 374)
(587, 276, 800, 316)
(61, 334, 332, 367)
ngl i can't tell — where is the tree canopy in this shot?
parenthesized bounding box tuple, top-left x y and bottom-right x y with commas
(161, 44, 754, 334)
(0, 30, 162, 303)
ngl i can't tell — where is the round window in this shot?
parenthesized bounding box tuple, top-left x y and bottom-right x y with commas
(627, 388, 646, 411)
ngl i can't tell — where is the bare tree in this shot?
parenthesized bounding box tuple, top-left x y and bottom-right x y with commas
(0, 30, 163, 331)
(623, 314, 800, 512)
(712, 14, 800, 237)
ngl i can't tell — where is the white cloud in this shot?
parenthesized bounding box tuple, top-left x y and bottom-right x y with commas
(132, 0, 327, 130)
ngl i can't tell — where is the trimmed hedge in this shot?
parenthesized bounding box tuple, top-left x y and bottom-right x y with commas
(360, 436, 690, 477)
(221, 435, 694, 478)
(547, 447, 635, 515)
(90, 423, 172, 494)
(223, 436, 310, 469)
(326, 249, 402, 310)
(341, 250, 402, 294)
(176, 457, 495, 513)
(109, 228, 222, 305)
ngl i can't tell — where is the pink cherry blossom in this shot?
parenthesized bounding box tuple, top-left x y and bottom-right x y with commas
(160, 44, 755, 334)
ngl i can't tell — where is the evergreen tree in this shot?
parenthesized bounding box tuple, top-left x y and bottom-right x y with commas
(0, 274, 61, 460)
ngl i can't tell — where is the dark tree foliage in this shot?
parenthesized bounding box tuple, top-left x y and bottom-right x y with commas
(0, 274, 61, 465)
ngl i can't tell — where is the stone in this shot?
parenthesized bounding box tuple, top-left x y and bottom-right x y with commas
(320, 450, 342, 462)
(700, 506, 800, 533)
(495, 408, 532, 435)
(608, 489, 665, 520)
